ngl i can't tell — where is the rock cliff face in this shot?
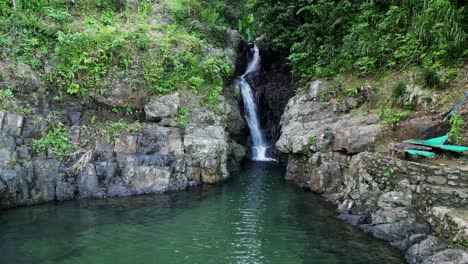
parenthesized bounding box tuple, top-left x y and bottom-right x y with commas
(0, 30, 248, 209)
(276, 80, 468, 263)
(0, 91, 247, 208)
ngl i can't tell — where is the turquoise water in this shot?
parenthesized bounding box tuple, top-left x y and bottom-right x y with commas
(0, 162, 404, 263)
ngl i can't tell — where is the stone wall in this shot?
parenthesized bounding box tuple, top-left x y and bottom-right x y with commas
(351, 153, 467, 209)
(284, 150, 468, 264)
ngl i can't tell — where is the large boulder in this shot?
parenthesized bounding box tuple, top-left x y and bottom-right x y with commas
(144, 92, 180, 121)
(425, 249, 468, 264)
(405, 236, 447, 264)
(93, 75, 148, 109)
(276, 80, 384, 154)
(184, 125, 229, 183)
(395, 117, 450, 141)
(285, 153, 345, 193)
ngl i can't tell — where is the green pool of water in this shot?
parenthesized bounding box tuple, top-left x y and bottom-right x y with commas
(0, 162, 404, 263)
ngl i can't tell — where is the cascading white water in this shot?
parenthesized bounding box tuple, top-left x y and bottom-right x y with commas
(240, 45, 275, 162)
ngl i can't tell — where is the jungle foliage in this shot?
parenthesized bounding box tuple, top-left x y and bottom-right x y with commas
(0, 0, 240, 105)
(247, 0, 467, 82)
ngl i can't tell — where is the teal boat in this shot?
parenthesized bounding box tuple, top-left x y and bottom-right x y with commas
(404, 135, 468, 153)
(405, 149, 436, 158)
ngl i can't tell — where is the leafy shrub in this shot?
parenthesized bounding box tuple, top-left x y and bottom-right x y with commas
(448, 113, 464, 144)
(249, 0, 466, 81)
(0, 88, 13, 101)
(391, 81, 406, 102)
(421, 69, 442, 89)
(44, 6, 71, 23)
(0, 0, 236, 109)
(403, 82, 433, 107)
(33, 124, 74, 157)
(97, 120, 142, 143)
(377, 107, 410, 127)
(51, 28, 126, 95)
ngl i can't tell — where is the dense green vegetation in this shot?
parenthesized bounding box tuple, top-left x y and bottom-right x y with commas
(0, 0, 247, 158)
(1, 0, 466, 149)
(247, 0, 466, 81)
(244, 0, 467, 143)
(0, 0, 241, 106)
(32, 119, 143, 158)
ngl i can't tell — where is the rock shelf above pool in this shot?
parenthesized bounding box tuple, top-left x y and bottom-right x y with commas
(276, 80, 468, 263)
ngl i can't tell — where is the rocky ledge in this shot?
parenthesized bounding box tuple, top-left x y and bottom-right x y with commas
(0, 27, 250, 209)
(0, 89, 248, 208)
(276, 80, 468, 263)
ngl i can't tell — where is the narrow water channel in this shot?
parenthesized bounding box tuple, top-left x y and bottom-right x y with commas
(0, 162, 404, 263)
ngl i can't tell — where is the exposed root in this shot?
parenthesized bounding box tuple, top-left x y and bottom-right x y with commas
(72, 150, 94, 172)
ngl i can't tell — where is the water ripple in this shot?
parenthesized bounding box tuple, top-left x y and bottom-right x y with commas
(0, 162, 404, 264)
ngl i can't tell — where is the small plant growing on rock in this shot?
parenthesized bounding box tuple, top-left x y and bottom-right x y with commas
(33, 123, 74, 158)
(448, 113, 464, 145)
(421, 68, 442, 89)
(0, 89, 13, 101)
(377, 107, 410, 127)
(383, 167, 395, 186)
(453, 238, 468, 249)
(309, 136, 317, 145)
(174, 108, 191, 128)
(318, 92, 328, 102)
(391, 81, 406, 104)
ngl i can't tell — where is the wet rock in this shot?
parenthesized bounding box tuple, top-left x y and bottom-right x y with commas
(227, 141, 247, 172)
(337, 213, 363, 226)
(405, 236, 447, 264)
(224, 29, 246, 72)
(31, 159, 60, 203)
(55, 173, 77, 201)
(247, 54, 296, 143)
(365, 217, 416, 242)
(0, 166, 31, 206)
(77, 164, 99, 198)
(122, 166, 171, 194)
(425, 249, 468, 264)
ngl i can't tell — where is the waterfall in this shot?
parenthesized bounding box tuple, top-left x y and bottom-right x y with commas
(240, 45, 275, 162)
